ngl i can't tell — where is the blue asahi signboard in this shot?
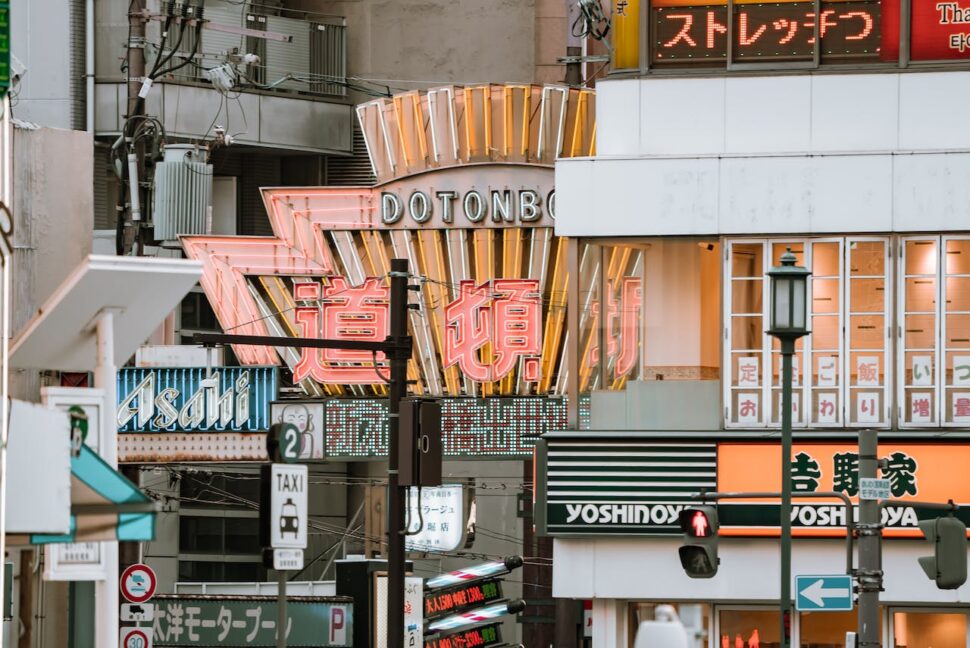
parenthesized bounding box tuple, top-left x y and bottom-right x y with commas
(117, 367, 277, 433)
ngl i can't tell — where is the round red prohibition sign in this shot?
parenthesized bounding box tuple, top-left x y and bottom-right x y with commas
(120, 564, 157, 604)
(122, 628, 150, 648)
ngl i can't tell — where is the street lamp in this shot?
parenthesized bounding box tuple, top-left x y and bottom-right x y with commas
(766, 248, 811, 648)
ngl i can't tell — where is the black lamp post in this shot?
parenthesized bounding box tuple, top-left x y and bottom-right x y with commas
(766, 248, 811, 648)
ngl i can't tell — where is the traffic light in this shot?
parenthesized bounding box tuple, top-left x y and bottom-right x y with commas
(918, 515, 968, 589)
(678, 506, 719, 578)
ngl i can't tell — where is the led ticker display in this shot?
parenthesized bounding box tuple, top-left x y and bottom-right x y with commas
(324, 396, 590, 459)
(424, 580, 504, 620)
(424, 623, 503, 648)
(653, 1, 881, 62)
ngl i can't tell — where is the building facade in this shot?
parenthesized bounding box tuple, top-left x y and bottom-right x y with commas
(548, 1, 970, 645)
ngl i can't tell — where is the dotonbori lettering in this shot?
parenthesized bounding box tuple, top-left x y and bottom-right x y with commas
(565, 503, 686, 525)
(380, 188, 556, 225)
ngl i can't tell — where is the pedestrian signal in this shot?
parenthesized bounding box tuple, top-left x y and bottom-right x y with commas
(918, 515, 968, 589)
(678, 506, 719, 578)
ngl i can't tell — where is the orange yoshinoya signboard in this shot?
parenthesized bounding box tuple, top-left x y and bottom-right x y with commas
(718, 443, 970, 538)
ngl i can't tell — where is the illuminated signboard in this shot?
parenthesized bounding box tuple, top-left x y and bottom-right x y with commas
(324, 396, 590, 459)
(424, 623, 503, 648)
(538, 437, 970, 537)
(406, 484, 469, 552)
(653, 1, 880, 62)
(182, 85, 641, 404)
(424, 580, 504, 620)
(884, 0, 970, 59)
(117, 367, 277, 433)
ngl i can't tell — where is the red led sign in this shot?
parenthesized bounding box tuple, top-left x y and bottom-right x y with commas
(884, 0, 970, 60)
(424, 623, 503, 648)
(653, 1, 881, 62)
(424, 580, 504, 620)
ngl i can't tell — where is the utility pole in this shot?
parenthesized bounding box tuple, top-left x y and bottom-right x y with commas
(193, 259, 414, 648)
(564, 0, 582, 85)
(386, 258, 409, 648)
(123, 0, 147, 256)
(856, 429, 881, 648)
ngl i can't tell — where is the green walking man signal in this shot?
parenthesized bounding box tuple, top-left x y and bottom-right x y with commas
(678, 506, 719, 578)
(918, 515, 968, 590)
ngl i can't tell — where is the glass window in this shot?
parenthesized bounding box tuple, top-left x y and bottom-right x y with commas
(718, 608, 780, 647)
(727, 238, 889, 428)
(892, 610, 968, 647)
(629, 602, 711, 646)
(899, 235, 970, 427)
(799, 609, 881, 646)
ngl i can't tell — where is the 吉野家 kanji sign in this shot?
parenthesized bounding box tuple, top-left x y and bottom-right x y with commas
(151, 596, 353, 647)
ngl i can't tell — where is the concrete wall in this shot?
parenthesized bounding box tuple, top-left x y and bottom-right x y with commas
(290, 0, 565, 89)
(10, 0, 75, 129)
(556, 71, 970, 238)
(10, 125, 93, 401)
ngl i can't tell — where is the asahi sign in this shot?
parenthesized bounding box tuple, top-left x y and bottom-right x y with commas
(539, 440, 717, 535)
(117, 367, 278, 432)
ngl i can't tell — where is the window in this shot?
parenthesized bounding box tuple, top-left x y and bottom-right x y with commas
(726, 238, 890, 428)
(899, 236, 970, 427)
(717, 608, 780, 647)
(891, 609, 968, 647)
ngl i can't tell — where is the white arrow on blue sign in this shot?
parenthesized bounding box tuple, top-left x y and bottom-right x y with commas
(795, 575, 854, 611)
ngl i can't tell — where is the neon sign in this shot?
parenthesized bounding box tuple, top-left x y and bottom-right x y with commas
(653, 1, 880, 62)
(424, 580, 504, 620)
(117, 368, 277, 433)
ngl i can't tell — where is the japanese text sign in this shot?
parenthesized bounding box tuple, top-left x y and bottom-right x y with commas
(406, 485, 467, 552)
(424, 580, 504, 620)
(152, 596, 353, 647)
(884, 0, 970, 60)
(117, 367, 277, 433)
(717, 443, 970, 537)
(652, 1, 881, 63)
(425, 623, 503, 648)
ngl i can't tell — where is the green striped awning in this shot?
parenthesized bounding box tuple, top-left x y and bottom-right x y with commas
(31, 445, 156, 544)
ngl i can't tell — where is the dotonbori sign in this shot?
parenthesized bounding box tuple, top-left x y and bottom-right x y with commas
(117, 367, 277, 433)
(380, 186, 555, 227)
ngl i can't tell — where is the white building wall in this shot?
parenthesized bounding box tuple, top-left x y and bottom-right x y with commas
(10, 0, 75, 129)
(556, 72, 970, 238)
(554, 537, 970, 605)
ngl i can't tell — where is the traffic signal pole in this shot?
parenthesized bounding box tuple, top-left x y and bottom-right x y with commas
(386, 259, 410, 648)
(194, 258, 414, 648)
(856, 430, 881, 648)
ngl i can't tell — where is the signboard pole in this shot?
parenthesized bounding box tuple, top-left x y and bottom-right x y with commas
(386, 258, 410, 648)
(277, 570, 287, 648)
(856, 430, 881, 647)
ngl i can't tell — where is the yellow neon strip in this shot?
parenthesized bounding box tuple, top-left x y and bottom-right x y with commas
(463, 88, 474, 162)
(569, 91, 587, 158)
(429, 229, 460, 395)
(416, 230, 447, 395)
(483, 86, 492, 160)
(393, 96, 412, 168)
(539, 236, 567, 393)
(412, 94, 428, 163)
(521, 87, 531, 158)
(503, 87, 512, 158)
(589, 122, 597, 156)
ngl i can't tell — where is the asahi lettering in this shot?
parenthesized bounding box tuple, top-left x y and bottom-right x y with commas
(564, 503, 686, 525)
(381, 188, 555, 225)
(117, 371, 251, 431)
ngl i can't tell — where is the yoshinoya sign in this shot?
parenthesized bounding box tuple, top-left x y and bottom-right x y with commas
(117, 367, 277, 433)
(537, 440, 717, 535)
(537, 437, 970, 537)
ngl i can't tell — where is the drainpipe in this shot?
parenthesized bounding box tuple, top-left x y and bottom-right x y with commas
(86, 0, 95, 133)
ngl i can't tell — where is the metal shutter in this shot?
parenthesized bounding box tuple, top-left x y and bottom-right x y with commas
(238, 155, 280, 235)
(310, 21, 346, 97)
(69, 0, 87, 130)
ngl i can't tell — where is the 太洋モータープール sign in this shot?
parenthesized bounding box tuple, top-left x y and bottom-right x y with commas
(117, 367, 278, 433)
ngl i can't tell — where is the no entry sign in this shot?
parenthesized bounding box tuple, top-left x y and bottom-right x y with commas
(120, 563, 157, 604)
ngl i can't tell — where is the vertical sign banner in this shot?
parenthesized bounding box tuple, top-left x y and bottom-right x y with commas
(374, 575, 424, 648)
(405, 485, 468, 552)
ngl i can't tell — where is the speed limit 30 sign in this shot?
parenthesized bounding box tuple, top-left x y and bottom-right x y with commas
(120, 627, 152, 648)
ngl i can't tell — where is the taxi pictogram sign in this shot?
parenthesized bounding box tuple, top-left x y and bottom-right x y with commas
(120, 563, 157, 604)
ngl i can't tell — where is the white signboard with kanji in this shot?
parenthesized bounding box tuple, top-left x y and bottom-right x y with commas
(269, 464, 308, 549)
(405, 484, 466, 552)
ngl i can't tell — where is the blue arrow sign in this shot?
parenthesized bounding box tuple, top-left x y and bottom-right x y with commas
(795, 575, 854, 611)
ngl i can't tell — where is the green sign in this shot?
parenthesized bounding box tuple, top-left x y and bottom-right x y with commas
(152, 596, 353, 647)
(0, 3, 9, 94)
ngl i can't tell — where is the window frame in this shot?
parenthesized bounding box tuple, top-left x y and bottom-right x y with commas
(724, 236, 891, 429)
(897, 236, 941, 428)
(888, 606, 970, 648)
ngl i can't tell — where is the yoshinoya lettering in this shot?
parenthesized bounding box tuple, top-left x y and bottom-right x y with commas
(562, 503, 686, 526)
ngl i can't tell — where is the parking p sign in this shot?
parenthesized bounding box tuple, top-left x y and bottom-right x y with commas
(260, 463, 308, 550)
